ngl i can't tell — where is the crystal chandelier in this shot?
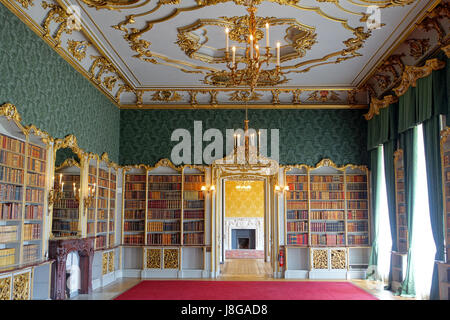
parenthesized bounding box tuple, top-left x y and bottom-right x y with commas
(235, 180, 252, 191)
(221, 2, 287, 92)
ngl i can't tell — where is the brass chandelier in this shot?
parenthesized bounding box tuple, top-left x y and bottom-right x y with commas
(219, 2, 287, 92)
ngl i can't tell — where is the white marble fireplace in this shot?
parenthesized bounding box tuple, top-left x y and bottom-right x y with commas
(224, 217, 264, 251)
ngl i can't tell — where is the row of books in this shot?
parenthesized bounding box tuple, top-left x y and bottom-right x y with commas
(25, 189, 44, 203)
(184, 200, 204, 209)
(0, 183, 22, 201)
(124, 221, 145, 232)
(98, 168, 109, 179)
(397, 192, 405, 202)
(124, 210, 145, 220)
(287, 221, 308, 232)
(183, 233, 204, 245)
(184, 191, 204, 200)
(54, 199, 78, 209)
(89, 166, 96, 175)
(125, 175, 146, 182)
(148, 191, 181, 200)
(184, 210, 204, 219)
(96, 235, 106, 249)
(286, 191, 308, 200)
(123, 234, 144, 245)
(97, 209, 108, 220)
(52, 221, 78, 231)
(311, 234, 345, 246)
(149, 175, 182, 183)
(310, 221, 345, 232)
(53, 209, 78, 219)
(27, 172, 45, 188)
(287, 201, 308, 210)
(396, 170, 404, 179)
(310, 202, 344, 210)
(109, 221, 114, 231)
(23, 223, 41, 240)
(0, 150, 24, 168)
(0, 135, 25, 154)
(23, 244, 39, 263)
(347, 201, 368, 209)
(60, 175, 80, 183)
(184, 182, 205, 191)
(310, 176, 343, 182)
(147, 233, 180, 245)
(124, 200, 146, 209)
(310, 191, 344, 200)
(87, 222, 95, 235)
(346, 191, 367, 199)
(287, 183, 307, 191)
(347, 221, 369, 232)
(97, 222, 107, 233)
(310, 210, 345, 220)
(97, 179, 109, 188)
(28, 158, 45, 173)
(346, 175, 367, 182)
(347, 210, 368, 220)
(287, 210, 308, 220)
(0, 248, 15, 267)
(183, 221, 204, 232)
(28, 145, 46, 161)
(310, 183, 343, 191)
(97, 187, 108, 198)
(347, 235, 369, 245)
(0, 203, 21, 220)
(125, 183, 145, 191)
(0, 165, 23, 184)
(148, 200, 181, 209)
(0, 225, 17, 242)
(286, 175, 308, 183)
(184, 175, 205, 183)
(148, 183, 181, 191)
(287, 233, 308, 245)
(97, 199, 108, 209)
(346, 183, 367, 190)
(124, 191, 146, 200)
(147, 221, 180, 232)
(399, 227, 408, 238)
(148, 209, 181, 219)
(398, 214, 407, 226)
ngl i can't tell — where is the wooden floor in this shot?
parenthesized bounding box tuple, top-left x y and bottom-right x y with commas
(71, 258, 414, 300)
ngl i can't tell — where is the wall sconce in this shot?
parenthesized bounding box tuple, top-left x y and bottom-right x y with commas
(201, 185, 216, 193)
(275, 185, 289, 193)
(83, 183, 96, 209)
(47, 173, 64, 216)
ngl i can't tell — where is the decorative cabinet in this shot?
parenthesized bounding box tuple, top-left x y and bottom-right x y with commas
(144, 247, 179, 270)
(0, 268, 32, 300)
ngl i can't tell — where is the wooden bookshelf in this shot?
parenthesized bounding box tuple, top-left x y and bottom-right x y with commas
(284, 160, 370, 248)
(109, 170, 117, 248)
(87, 164, 96, 238)
(441, 128, 450, 263)
(0, 130, 49, 269)
(123, 168, 146, 246)
(52, 173, 80, 238)
(394, 149, 407, 254)
(285, 166, 309, 246)
(147, 172, 182, 246)
(183, 170, 205, 246)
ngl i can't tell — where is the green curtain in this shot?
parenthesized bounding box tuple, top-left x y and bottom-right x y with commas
(383, 139, 397, 289)
(423, 116, 445, 300)
(367, 147, 380, 279)
(399, 127, 418, 296)
(367, 104, 394, 151)
(398, 88, 418, 133)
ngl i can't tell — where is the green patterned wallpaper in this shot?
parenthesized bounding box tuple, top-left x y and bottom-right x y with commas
(0, 3, 120, 162)
(120, 109, 368, 166)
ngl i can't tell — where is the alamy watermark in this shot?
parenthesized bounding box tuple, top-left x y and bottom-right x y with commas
(170, 121, 280, 165)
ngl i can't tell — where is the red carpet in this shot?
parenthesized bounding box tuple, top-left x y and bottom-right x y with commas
(114, 280, 377, 300)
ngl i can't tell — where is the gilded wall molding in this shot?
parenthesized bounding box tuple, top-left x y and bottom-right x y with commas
(442, 44, 450, 58)
(364, 95, 398, 121)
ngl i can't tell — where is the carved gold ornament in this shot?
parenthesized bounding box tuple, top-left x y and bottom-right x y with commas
(67, 40, 91, 61)
(393, 58, 445, 97)
(442, 44, 450, 58)
(12, 273, 30, 300)
(15, 0, 33, 8)
(146, 248, 161, 269)
(312, 249, 328, 269)
(151, 91, 183, 102)
(330, 249, 346, 269)
(79, 0, 140, 10)
(102, 252, 108, 275)
(0, 103, 22, 122)
(41, 2, 81, 48)
(0, 277, 11, 300)
(306, 90, 339, 103)
(364, 95, 398, 120)
(405, 39, 431, 60)
(229, 90, 262, 102)
(163, 249, 179, 269)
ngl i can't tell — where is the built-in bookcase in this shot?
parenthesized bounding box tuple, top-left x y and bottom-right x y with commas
(0, 122, 48, 269)
(394, 149, 407, 254)
(183, 168, 205, 246)
(441, 128, 450, 263)
(87, 164, 96, 238)
(52, 167, 80, 238)
(123, 167, 146, 246)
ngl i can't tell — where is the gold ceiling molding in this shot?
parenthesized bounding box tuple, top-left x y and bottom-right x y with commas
(151, 91, 183, 102)
(393, 58, 445, 97)
(14, 0, 33, 8)
(306, 90, 339, 103)
(418, 2, 450, 45)
(405, 38, 431, 60)
(363, 95, 398, 120)
(41, 1, 81, 48)
(67, 40, 91, 61)
(78, 0, 140, 10)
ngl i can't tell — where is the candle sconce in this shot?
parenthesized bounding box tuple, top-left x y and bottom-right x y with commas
(47, 174, 64, 216)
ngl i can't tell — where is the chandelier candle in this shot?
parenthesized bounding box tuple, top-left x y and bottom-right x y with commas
(232, 46, 236, 66)
(265, 23, 269, 47)
(225, 28, 229, 52)
(249, 35, 254, 59)
(276, 42, 280, 66)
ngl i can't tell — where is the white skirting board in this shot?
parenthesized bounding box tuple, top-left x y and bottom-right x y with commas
(309, 270, 347, 280)
(284, 270, 309, 279)
(92, 271, 119, 290)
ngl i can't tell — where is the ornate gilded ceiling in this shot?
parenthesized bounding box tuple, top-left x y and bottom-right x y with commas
(1, 0, 442, 108)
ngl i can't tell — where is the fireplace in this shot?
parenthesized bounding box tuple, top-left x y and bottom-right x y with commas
(232, 229, 255, 249)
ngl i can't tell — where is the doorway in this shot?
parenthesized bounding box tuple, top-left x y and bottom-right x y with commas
(220, 178, 272, 278)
